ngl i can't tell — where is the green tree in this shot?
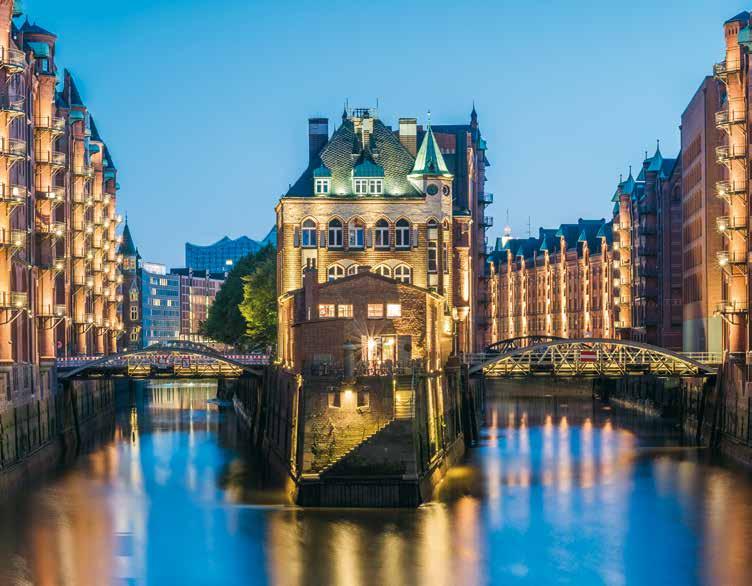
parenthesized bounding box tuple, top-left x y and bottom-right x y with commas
(239, 245, 277, 350)
(201, 246, 275, 348)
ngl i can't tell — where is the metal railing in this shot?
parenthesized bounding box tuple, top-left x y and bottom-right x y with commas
(715, 108, 746, 128)
(716, 216, 748, 233)
(716, 144, 747, 163)
(716, 300, 748, 314)
(0, 137, 26, 157)
(0, 183, 27, 204)
(36, 220, 65, 237)
(716, 180, 747, 200)
(35, 150, 66, 166)
(72, 165, 95, 178)
(0, 46, 26, 70)
(34, 116, 66, 132)
(479, 192, 494, 205)
(0, 93, 24, 114)
(0, 228, 25, 248)
(0, 291, 28, 309)
(713, 60, 742, 79)
(717, 250, 747, 266)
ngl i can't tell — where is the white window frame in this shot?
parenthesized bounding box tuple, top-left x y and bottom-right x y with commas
(327, 264, 345, 281)
(367, 304, 384, 319)
(374, 265, 392, 278)
(354, 179, 367, 194)
(428, 242, 438, 273)
(395, 219, 410, 249)
(348, 221, 365, 248)
(386, 303, 402, 318)
(394, 264, 412, 284)
(375, 220, 390, 249)
(301, 219, 317, 248)
(314, 178, 330, 194)
(328, 220, 343, 248)
(346, 264, 359, 276)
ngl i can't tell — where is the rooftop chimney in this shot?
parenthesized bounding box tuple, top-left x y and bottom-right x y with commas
(308, 118, 328, 162)
(399, 118, 417, 156)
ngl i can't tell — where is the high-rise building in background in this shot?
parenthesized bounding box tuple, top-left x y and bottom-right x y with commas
(170, 268, 225, 342)
(680, 76, 725, 354)
(0, 1, 123, 403)
(140, 263, 180, 347)
(185, 227, 276, 273)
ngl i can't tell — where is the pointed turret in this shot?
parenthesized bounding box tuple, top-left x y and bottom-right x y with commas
(118, 218, 139, 259)
(470, 103, 478, 129)
(647, 140, 663, 173)
(410, 124, 451, 178)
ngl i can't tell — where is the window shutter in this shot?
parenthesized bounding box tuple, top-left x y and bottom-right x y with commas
(366, 228, 373, 248)
(293, 227, 300, 247)
(320, 229, 326, 248)
(411, 227, 418, 248)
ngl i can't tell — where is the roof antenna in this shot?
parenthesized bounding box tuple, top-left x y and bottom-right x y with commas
(527, 216, 532, 237)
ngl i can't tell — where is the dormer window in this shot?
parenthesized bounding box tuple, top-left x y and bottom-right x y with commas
(315, 178, 330, 194)
(352, 158, 385, 195)
(354, 178, 382, 194)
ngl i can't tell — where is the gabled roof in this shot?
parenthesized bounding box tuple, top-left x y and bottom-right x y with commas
(538, 228, 559, 253)
(286, 117, 419, 197)
(556, 223, 581, 250)
(61, 69, 84, 107)
(597, 220, 614, 245)
(353, 155, 384, 177)
(20, 19, 57, 38)
(89, 116, 103, 142)
(726, 11, 750, 25)
(410, 125, 452, 178)
(312, 164, 331, 177)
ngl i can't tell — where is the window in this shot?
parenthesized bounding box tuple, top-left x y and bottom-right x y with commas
(301, 219, 317, 248)
(396, 219, 410, 248)
(327, 264, 345, 281)
(369, 179, 383, 194)
(130, 330, 139, 342)
(129, 289, 138, 302)
(328, 219, 343, 248)
(348, 219, 364, 248)
(394, 264, 412, 284)
(346, 264, 359, 276)
(315, 178, 330, 194)
(442, 242, 449, 273)
(374, 265, 392, 278)
(319, 304, 336, 318)
(428, 242, 438, 273)
(386, 303, 402, 318)
(368, 304, 384, 319)
(354, 178, 382, 194)
(338, 304, 353, 318)
(375, 219, 390, 248)
(153, 299, 161, 307)
(130, 305, 138, 320)
(354, 179, 367, 194)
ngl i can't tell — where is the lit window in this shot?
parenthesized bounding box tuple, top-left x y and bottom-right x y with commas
(301, 219, 317, 248)
(348, 220, 364, 248)
(346, 264, 359, 276)
(394, 265, 412, 284)
(375, 219, 390, 248)
(130, 330, 139, 342)
(428, 242, 438, 273)
(315, 178, 330, 194)
(386, 303, 401, 318)
(374, 265, 392, 278)
(129, 289, 138, 302)
(367, 304, 383, 319)
(319, 304, 336, 318)
(328, 219, 343, 248)
(130, 305, 138, 320)
(338, 304, 353, 318)
(369, 179, 383, 194)
(395, 219, 410, 248)
(153, 299, 161, 306)
(225, 259, 233, 266)
(327, 264, 345, 281)
(354, 179, 367, 194)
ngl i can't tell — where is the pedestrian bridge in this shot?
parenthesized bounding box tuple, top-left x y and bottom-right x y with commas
(470, 337, 719, 378)
(58, 340, 266, 380)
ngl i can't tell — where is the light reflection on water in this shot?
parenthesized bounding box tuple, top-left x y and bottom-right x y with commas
(1, 383, 752, 585)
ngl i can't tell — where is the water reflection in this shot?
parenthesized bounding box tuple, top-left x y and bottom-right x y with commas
(1, 383, 752, 585)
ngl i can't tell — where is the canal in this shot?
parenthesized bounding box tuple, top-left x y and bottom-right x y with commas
(1, 381, 752, 585)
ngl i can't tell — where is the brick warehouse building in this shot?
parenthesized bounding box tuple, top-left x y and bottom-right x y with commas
(0, 1, 123, 403)
(486, 218, 614, 342)
(276, 107, 491, 369)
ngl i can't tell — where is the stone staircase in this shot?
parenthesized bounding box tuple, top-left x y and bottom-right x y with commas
(313, 418, 394, 474)
(322, 419, 416, 477)
(394, 375, 415, 420)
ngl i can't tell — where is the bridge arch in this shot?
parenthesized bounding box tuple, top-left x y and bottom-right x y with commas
(471, 338, 718, 378)
(59, 341, 264, 380)
(485, 335, 565, 354)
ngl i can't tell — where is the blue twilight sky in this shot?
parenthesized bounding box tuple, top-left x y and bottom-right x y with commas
(20, 0, 743, 266)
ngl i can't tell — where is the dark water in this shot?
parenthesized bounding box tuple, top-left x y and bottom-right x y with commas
(2, 382, 752, 586)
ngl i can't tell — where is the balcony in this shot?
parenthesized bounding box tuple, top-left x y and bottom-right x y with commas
(72, 165, 95, 178)
(36, 219, 65, 238)
(38, 256, 65, 272)
(717, 250, 748, 275)
(713, 60, 742, 82)
(34, 116, 66, 134)
(0, 228, 25, 249)
(635, 285, 659, 299)
(716, 300, 748, 315)
(36, 187, 63, 205)
(481, 216, 493, 228)
(37, 303, 67, 318)
(0, 46, 26, 72)
(614, 321, 630, 330)
(717, 216, 748, 235)
(0, 93, 25, 116)
(36, 150, 66, 168)
(716, 145, 747, 166)
(479, 192, 494, 205)
(715, 180, 748, 203)
(0, 137, 26, 160)
(0, 291, 28, 309)
(716, 108, 746, 131)
(637, 225, 657, 236)
(0, 183, 27, 206)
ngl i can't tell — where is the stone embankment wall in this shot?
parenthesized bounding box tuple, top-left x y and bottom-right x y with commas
(0, 379, 116, 491)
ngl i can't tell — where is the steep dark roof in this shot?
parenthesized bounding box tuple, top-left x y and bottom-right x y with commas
(725, 11, 750, 25)
(119, 221, 138, 257)
(89, 116, 103, 142)
(286, 118, 419, 197)
(20, 19, 57, 38)
(62, 69, 84, 107)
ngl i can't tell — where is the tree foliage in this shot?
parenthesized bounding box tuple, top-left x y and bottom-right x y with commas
(201, 245, 276, 349)
(239, 245, 277, 350)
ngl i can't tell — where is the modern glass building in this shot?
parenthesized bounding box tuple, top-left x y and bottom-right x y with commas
(185, 227, 276, 272)
(141, 264, 181, 346)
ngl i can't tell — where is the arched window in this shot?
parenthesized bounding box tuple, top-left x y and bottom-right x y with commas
(375, 219, 390, 249)
(395, 219, 410, 249)
(301, 219, 317, 248)
(374, 265, 392, 278)
(327, 264, 345, 281)
(427, 218, 438, 228)
(394, 264, 412, 284)
(346, 264, 359, 276)
(348, 219, 364, 249)
(328, 219, 343, 248)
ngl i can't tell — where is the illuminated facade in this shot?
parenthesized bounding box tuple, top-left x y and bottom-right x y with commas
(487, 219, 614, 342)
(0, 1, 123, 403)
(276, 107, 490, 368)
(611, 146, 683, 350)
(171, 268, 225, 341)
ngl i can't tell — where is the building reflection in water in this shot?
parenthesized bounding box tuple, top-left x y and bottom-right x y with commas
(2, 385, 752, 585)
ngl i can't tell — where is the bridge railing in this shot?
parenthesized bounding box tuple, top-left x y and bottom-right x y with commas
(57, 352, 270, 370)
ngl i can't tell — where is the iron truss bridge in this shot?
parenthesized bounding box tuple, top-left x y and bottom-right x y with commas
(58, 340, 266, 380)
(469, 338, 719, 378)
